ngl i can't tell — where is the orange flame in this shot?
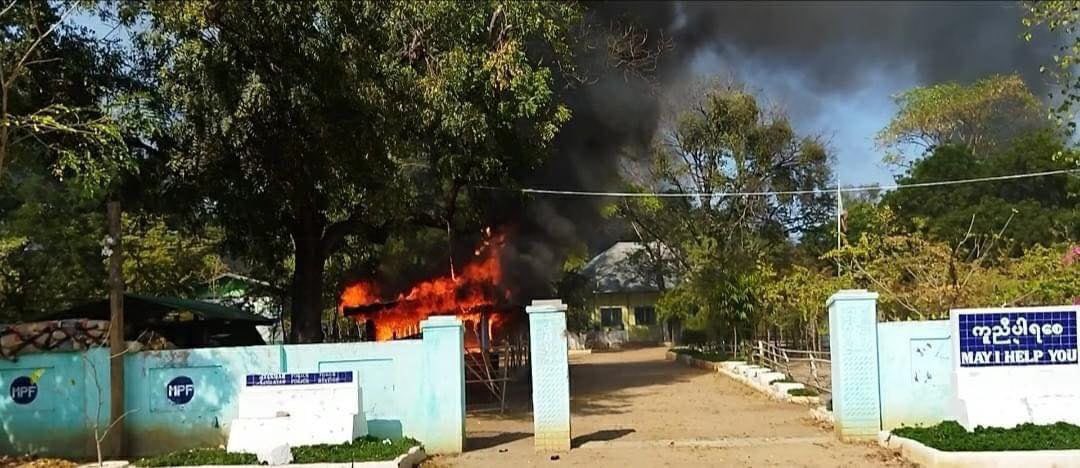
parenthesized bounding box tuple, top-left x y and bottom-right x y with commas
(339, 232, 510, 342)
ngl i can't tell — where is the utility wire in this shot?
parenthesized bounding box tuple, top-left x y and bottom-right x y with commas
(476, 168, 1080, 198)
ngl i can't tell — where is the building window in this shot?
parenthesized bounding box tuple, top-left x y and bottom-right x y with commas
(634, 306, 657, 326)
(600, 307, 623, 329)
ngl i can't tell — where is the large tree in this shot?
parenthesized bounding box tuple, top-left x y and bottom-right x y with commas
(125, 1, 581, 342)
(612, 80, 834, 341)
(883, 131, 1080, 253)
(876, 74, 1046, 164)
(0, 0, 159, 321)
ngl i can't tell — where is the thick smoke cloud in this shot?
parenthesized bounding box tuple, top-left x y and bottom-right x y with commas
(502, 1, 1057, 296)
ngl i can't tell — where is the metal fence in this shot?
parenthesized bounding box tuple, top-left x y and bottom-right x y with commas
(751, 340, 831, 396)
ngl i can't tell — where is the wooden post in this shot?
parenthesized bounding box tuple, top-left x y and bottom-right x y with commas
(107, 201, 125, 456)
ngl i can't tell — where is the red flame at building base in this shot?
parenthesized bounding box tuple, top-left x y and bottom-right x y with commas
(339, 231, 513, 343)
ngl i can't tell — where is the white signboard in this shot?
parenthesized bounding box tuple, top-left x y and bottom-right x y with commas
(950, 306, 1080, 430)
(227, 371, 367, 454)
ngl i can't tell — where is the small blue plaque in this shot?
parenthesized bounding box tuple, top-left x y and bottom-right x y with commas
(958, 310, 1078, 367)
(9, 376, 37, 405)
(245, 371, 353, 387)
(166, 376, 195, 404)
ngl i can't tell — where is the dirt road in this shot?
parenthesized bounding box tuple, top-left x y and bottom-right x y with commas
(428, 347, 905, 467)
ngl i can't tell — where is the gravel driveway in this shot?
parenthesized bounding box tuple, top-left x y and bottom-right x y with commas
(427, 347, 907, 467)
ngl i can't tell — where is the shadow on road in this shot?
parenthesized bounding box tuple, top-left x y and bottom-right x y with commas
(569, 351, 707, 417)
(466, 431, 532, 451)
(571, 429, 636, 448)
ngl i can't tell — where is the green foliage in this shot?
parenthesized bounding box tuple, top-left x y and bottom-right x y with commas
(136, 448, 258, 467)
(615, 80, 834, 345)
(884, 132, 1080, 250)
(124, 0, 583, 341)
(0, 170, 105, 319)
(670, 346, 728, 362)
(759, 264, 845, 346)
(1023, 1, 1080, 133)
(292, 437, 420, 463)
(827, 203, 1080, 320)
(136, 437, 420, 466)
(893, 421, 1080, 452)
(555, 269, 595, 332)
(787, 387, 819, 397)
(877, 74, 1045, 163)
(0, 0, 132, 194)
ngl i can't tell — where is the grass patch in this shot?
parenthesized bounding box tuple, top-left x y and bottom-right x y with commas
(671, 347, 729, 362)
(294, 437, 419, 463)
(135, 437, 420, 466)
(788, 387, 819, 397)
(136, 449, 257, 467)
(893, 421, 1080, 452)
(773, 376, 798, 383)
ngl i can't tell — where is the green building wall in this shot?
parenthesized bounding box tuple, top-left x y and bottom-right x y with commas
(587, 291, 664, 342)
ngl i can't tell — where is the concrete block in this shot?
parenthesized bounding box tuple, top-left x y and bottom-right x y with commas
(721, 361, 746, 372)
(227, 414, 363, 453)
(238, 383, 362, 419)
(738, 366, 766, 377)
(756, 372, 786, 386)
(256, 444, 292, 465)
(771, 382, 805, 394)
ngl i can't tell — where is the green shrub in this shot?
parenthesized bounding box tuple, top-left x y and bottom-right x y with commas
(788, 387, 819, 397)
(893, 421, 1080, 451)
(293, 437, 419, 463)
(671, 347, 728, 362)
(135, 437, 421, 466)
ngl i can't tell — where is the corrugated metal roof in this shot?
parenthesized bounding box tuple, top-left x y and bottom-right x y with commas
(49, 294, 274, 324)
(580, 242, 676, 294)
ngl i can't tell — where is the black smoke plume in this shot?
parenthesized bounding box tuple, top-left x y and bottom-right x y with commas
(502, 1, 1057, 296)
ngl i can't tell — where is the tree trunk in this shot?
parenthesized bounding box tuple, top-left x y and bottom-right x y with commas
(289, 227, 326, 343)
(106, 201, 125, 456)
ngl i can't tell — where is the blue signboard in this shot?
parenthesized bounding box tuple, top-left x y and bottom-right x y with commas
(245, 371, 353, 387)
(958, 311, 1078, 367)
(9, 376, 38, 405)
(166, 376, 195, 404)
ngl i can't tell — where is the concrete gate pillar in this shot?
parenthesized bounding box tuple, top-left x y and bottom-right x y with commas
(827, 289, 882, 440)
(527, 299, 571, 452)
(420, 316, 465, 454)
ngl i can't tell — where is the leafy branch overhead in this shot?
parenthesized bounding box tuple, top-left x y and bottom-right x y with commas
(1024, 0, 1080, 129)
(0, 0, 129, 193)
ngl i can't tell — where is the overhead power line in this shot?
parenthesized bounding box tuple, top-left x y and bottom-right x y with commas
(476, 168, 1080, 198)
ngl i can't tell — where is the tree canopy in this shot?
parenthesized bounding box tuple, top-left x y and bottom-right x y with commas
(877, 74, 1045, 164)
(124, 0, 582, 341)
(610, 81, 834, 341)
(884, 131, 1080, 252)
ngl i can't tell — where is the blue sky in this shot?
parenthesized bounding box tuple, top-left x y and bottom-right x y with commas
(688, 47, 912, 187)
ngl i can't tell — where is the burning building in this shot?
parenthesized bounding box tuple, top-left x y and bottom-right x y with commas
(338, 231, 521, 348)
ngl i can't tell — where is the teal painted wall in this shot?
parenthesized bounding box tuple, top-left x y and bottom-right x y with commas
(0, 320, 465, 458)
(876, 320, 953, 430)
(0, 347, 110, 458)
